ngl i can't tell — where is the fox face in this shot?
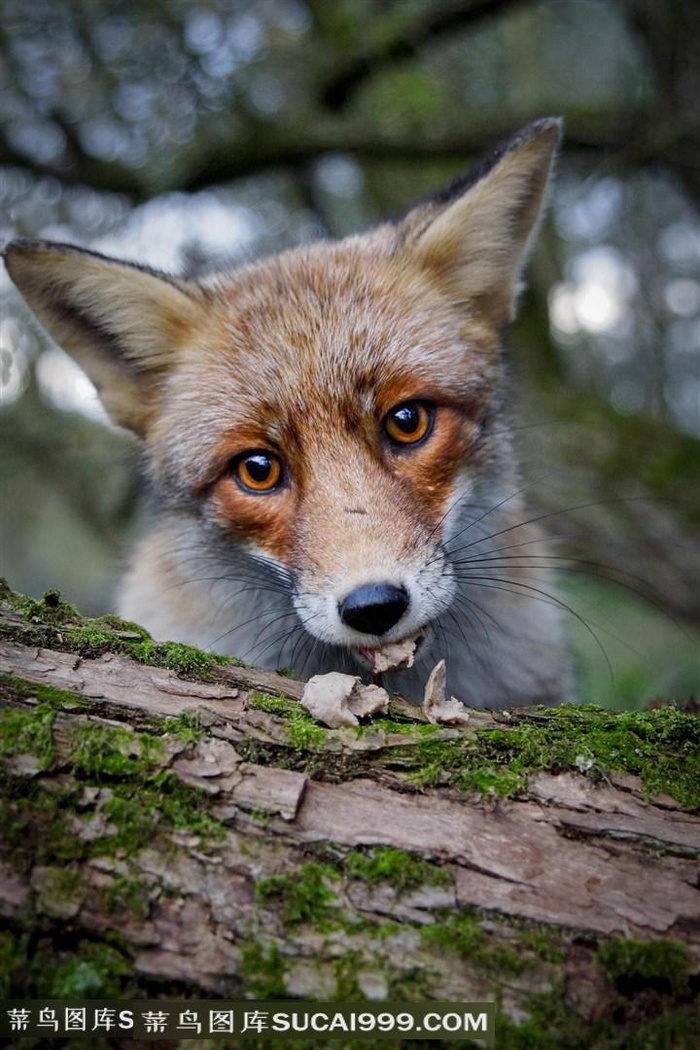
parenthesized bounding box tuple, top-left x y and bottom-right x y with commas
(4, 118, 572, 706)
(154, 239, 495, 655)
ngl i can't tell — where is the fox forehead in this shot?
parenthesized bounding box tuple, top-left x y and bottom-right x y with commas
(155, 236, 496, 467)
(203, 239, 494, 388)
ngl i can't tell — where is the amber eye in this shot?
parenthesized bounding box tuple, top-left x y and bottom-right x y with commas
(232, 450, 283, 493)
(384, 401, 434, 447)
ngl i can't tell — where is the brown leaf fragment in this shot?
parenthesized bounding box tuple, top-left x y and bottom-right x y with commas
(350, 682, 390, 719)
(422, 660, 470, 724)
(301, 672, 361, 726)
(372, 636, 417, 673)
(301, 673, 389, 727)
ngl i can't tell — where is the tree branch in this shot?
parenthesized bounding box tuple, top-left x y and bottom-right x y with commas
(177, 109, 654, 193)
(319, 0, 531, 110)
(1, 589, 699, 1039)
(619, 0, 700, 201)
(0, 124, 152, 202)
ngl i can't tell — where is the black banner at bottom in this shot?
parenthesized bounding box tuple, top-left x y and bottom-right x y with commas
(1, 1000, 495, 1043)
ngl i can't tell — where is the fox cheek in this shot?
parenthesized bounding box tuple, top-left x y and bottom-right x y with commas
(387, 410, 481, 534)
(208, 480, 296, 566)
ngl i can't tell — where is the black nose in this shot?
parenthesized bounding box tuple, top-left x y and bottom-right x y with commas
(338, 582, 410, 636)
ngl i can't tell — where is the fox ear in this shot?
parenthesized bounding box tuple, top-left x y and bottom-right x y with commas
(3, 240, 204, 435)
(402, 118, 563, 324)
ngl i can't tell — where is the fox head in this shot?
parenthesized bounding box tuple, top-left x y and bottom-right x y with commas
(4, 119, 562, 675)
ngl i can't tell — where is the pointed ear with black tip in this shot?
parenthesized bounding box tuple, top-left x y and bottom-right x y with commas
(401, 117, 563, 326)
(3, 240, 205, 435)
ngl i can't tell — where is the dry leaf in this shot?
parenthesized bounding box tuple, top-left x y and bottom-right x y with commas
(301, 673, 389, 728)
(422, 659, 470, 725)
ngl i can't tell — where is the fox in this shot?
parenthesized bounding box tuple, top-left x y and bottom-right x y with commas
(4, 117, 573, 707)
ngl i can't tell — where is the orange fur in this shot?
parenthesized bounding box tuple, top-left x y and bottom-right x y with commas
(4, 118, 573, 706)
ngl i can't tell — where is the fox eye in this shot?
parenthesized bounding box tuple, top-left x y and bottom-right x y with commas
(384, 400, 434, 447)
(231, 450, 283, 493)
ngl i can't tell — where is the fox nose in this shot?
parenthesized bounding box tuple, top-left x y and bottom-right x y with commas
(338, 582, 410, 636)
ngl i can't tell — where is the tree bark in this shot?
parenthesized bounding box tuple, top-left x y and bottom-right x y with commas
(1, 591, 699, 1046)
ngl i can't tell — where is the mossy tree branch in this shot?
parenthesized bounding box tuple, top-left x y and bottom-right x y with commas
(1, 586, 699, 1046)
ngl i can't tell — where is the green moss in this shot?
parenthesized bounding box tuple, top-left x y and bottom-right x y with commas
(129, 638, 229, 677)
(0, 930, 29, 998)
(489, 928, 698, 1048)
(149, 770, 225, 839)
(70, 622, 229, 678)
(422, 910, 569, 974)
(518, 927, 567, 964)
(0, 673, 89, 770)
(32, 865, 83, 919)
(249, 692, 298, 718)
(249, 807, 270, 826)
(497, 977, 700, 1050)
(422, 909, 483, 956)
(91, 792, 154, 853)
(331, 950, 365, 999)
(494, 984, 579, 1050)
(286, 718, 328, 751)
(103, 875, 151, 920)
(2, 582, 237, 679)
(1, 672, 86, 711)
(11, 587, 79, 625)
(596, 937, 691, 996)
(0, 705, 56, 769)
(421, 909, 527, 976)
(255, 861, 338, 925)
(393, 732, 521, 795)
(50, 941, 134, 998)
(0, 778, 79, 869)
(161, 709, 204, 745)
(392, 704, 700, 808)
(357, 716, 441, 740)
(239, 940, 288, 998)
(2, 705, 225, 869)
(384, 966, 434, 1002)
(0, 925, 135, 1000)
(3, 763, 225, 882)
(345, 846, 451, 895)
(92, 771, 224, 854)
(251, 691, 328, 750)
(70, 722, 163, 780)
(68, 623, 142, 654)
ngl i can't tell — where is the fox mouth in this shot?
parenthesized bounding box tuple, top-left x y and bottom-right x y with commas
(355, 630, 426, 673)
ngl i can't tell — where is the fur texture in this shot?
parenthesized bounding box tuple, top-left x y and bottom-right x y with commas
(4, 117, 572, 706)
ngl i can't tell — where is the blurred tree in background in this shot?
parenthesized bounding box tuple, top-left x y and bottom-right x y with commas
(1, 0, 698, 706)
